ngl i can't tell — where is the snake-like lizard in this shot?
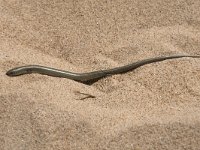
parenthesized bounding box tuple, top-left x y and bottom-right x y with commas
(6, 55, 200, 84)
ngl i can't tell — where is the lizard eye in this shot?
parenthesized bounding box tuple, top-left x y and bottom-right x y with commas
(6, 70, 15, 76)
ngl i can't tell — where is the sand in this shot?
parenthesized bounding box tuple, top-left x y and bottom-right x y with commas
(1, 0, 200, 149)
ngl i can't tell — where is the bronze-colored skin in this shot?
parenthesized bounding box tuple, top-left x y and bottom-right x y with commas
(6, 55, 200, 84)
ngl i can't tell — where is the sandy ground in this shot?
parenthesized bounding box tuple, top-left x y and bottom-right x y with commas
(1, 0, 200, 149)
